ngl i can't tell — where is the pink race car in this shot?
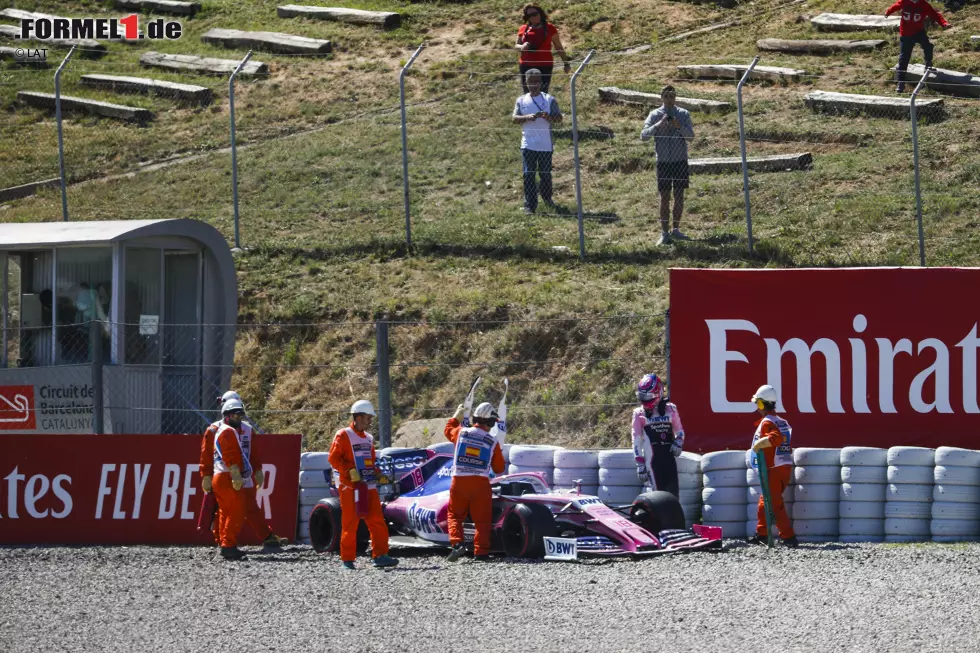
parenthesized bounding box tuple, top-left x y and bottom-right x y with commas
(309, 450, 722, 558)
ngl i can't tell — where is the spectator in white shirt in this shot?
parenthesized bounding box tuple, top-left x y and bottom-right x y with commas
(512, 69, 563, 214)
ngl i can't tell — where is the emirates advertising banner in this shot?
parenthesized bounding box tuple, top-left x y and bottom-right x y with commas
(0, 433, 301, 545)
(670, 268, 980, 451)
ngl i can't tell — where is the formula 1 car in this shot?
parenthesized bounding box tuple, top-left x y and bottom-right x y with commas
(308, 449, 722, 558)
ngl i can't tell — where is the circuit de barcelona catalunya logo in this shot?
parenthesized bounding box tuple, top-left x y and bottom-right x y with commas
(16, 14, 182, 41)
(0, 386, 36, 431)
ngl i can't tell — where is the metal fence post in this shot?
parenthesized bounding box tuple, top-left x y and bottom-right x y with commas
(376, 320, 392, 448)
(570, 50, 595, 261)
(400, 44, 424, 252)
(665, 308, 671, 394)
(910, 68, 931, 267)
(737, 56, 760, 255)
(55, 45, 77, 222)
(229, 50, 253, 251)
(91, 320, 104, 434)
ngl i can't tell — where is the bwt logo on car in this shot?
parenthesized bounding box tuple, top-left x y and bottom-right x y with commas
(408, 502, 440, 534)
(18, 14, 182, 41)
(545, 539, 575, 556)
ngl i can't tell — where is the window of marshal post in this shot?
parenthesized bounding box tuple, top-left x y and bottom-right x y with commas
(125, 248, 161, 365)
(55, 247, 112, 365)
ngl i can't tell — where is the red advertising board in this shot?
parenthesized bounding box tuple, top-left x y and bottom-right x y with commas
(670, 268, 980, 451)
(0, 433, 301, 545)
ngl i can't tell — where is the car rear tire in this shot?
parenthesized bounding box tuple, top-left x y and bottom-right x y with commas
(309, 498, 370, 554)
(501, 503, 556, 558)
(630, 490, 686, 534)
(310, 498, 342, 553)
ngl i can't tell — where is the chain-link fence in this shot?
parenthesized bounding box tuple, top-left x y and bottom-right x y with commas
(6, 36, 973, 263)
(0, 315, 668, 449)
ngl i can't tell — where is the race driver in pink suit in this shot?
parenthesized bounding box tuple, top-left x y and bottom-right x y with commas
(631, 373, 685, 498)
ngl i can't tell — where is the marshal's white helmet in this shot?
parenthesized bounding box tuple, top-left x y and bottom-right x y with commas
(473, 402, 498, 420)
(222, 398, 245, 414)
(350, 399, 376, 416)
(218, 390, 241, 404)
(751, 385, 778, 405)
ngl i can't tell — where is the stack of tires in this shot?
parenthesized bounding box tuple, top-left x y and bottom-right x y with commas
(677, 452, 702, 528)
(792, 448, 841, 543)
(838, 446, 887, 543)
(701, 450, 749, 539)
(508, 445, 560, 487)
(597, 449, 644, 505)
(297, 452, 333, 545)
(427, 441, 455, 455)
(931, 447, 980, 543)
(746, 453, 793, 539)
(553, 449, 600, 496)
(885, 446, 935, 543)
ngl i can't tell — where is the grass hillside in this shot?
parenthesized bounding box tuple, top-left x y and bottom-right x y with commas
(2, 0, 980, 449)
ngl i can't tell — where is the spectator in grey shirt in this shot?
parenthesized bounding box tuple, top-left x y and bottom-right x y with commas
(640, 86, 695, 245)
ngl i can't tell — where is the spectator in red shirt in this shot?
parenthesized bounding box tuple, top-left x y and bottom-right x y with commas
(516, 4, 571, 95)
(885, 0, 950, 92)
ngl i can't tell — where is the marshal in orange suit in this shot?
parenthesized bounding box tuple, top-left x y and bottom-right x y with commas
(444, 401, 506, 561)
(327, 400, 400, 571)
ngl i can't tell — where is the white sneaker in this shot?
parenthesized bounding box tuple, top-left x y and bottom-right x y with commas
(671, 228, 691, 241)
(656, 232, 671, 246)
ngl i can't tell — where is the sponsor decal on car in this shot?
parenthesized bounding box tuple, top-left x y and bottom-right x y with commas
(544, 537, 578, 561)
(408, 502, 441, 534)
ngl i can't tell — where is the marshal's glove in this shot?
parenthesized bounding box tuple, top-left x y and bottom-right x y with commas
(201, 475, 212, 493)
(453, 404, 465, 421)
(752, 438, 772, 453)
(229, 465, 243, 491)
(636, 465, 650, 484)
(349, 468, 362, 483)
(253, 469, 265, 488)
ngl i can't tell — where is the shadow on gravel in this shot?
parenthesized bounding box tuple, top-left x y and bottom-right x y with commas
(725, 541, 859, 552)
(804, 543, 858, 551)
(383, 565, 443, 572)
(240, 555, 310, 563)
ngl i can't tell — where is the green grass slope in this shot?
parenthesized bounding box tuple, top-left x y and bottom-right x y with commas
(2, 0, 979, 448)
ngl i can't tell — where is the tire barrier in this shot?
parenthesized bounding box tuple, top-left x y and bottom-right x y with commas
(292, 443, 980, 545)
(508, 445, 560, 487)
(553, 449, 601, 495)
(701, 450, 748, 539)
(837, 446, 887, 543)
(297, 453, 333, 546)
(792, 448, 841, 543)
(884, 447, 935, 543)
(427, 441, 455, 455)
(678, 453, 702, 528)
(931, 447, 980, 542)
(595, 448, 642, 506)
